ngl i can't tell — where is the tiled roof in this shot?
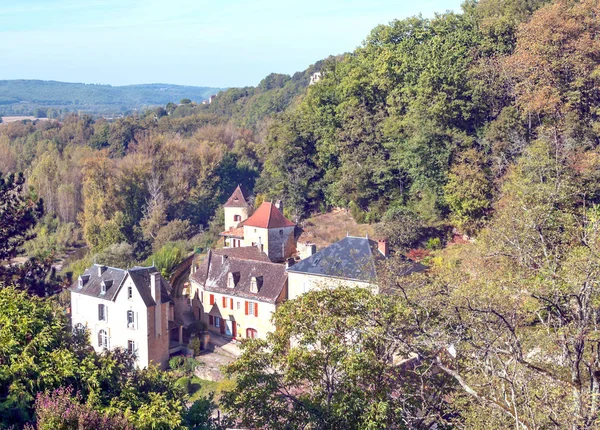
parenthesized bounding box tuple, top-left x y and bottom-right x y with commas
(190, 248, 286, 303)
(69, 264, 172, 307)
(223, 185, 248, 208)
(243, 202, 295, 229)
(220, 226, 244, 238)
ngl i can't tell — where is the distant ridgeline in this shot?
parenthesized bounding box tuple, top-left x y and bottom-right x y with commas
(0, 80, 225, 117)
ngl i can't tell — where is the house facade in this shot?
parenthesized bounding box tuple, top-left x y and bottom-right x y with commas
(189, 247, 287, 340)
(287, 236, 425, 299)
(70, 264, 177, 369)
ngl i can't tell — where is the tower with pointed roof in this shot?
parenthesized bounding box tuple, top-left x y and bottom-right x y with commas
(223, 185, 251, 248)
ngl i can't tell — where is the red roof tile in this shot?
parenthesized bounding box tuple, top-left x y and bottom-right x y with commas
(223, 185, 248, 208)
(243, 202, 295, 229)
(220, 226, 244, 238)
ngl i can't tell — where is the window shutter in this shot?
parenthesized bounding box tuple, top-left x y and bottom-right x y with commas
(209, 315, 214, 325)
(223, 297, 226, 308)
(210, 294, 214, 305)
(255, 303, 258, 318)
(230, 298, 233, 309)
(245, 301, 248, 315)
(98, 304, 101, 320)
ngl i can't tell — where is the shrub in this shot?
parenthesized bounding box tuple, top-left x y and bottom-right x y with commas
(189, 337, 202, 356)
(35, 387, 131, 430)
(169, 356, 185, 370)
(174, 377, 192, 394)
(188, 320, 207, 336)
(426, 237, 442, 250)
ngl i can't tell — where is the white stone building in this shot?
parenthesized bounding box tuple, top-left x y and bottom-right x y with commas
(70, 264, 181, 369)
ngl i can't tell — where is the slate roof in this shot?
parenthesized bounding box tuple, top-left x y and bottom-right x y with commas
(243, 202, 295, 229)
(288, 236, 427, 283)
(190, 248, 287, 304)
(69, 264, 172, 307)
(223, 185, 248, 208)
(287, 236, 381, 282)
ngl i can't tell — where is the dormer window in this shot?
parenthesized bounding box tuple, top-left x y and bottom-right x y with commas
(228, 272, 238, 288)
(78, 274, 90, 289)
(250, 276, 262, 293)
(100, 279, 113, 295)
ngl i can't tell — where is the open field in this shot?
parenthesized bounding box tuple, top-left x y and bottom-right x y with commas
(2, 116, 37, 123)
(298, 209, 376, 249)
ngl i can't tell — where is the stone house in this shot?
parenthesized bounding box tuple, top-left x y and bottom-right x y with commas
(189, 246, 288, 340)
(70, 264, 182, 369)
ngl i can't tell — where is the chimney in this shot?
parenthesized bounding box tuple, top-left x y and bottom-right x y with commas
(150, 272, 161, 305)
(378, 239, 389, 257)
(300, 243, 316, 260)
(275, 200, 283, 213)
(150, 272, 162, 338)
(97, 265, 106, 276)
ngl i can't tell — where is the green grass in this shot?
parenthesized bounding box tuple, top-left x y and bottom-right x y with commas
(189, 377, 235, 403)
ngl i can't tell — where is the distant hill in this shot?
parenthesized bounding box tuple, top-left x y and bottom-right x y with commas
(0, 80, 225, 117)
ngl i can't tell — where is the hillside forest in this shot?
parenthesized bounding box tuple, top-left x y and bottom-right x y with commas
(3, 0, 600, 428)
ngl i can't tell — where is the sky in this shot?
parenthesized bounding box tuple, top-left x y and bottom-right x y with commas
(0, 0, 464, 88)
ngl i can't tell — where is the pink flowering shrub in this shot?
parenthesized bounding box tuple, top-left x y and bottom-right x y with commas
(34, 387, 131, 430)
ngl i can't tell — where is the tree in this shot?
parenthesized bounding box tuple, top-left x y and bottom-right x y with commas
(222, 287, 456, 429)
(0, 171, 43, 261)
(507, 0, 600, 135)
(375, 207, 425, 250)
(443, 148, 492, 232)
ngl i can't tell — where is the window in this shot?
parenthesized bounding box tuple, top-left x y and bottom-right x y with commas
(98, 304, 106, 321)
(227, 272, 235, 288)
(214, 316, 221, 328)
(100, 281, 106, 295)
(77, 277, 83, 289)
(73, 323, 85, 334)
(98, 329, 108, 348)
(209, 315, 214, 325)
(127, 310, 135, 328)
(279, 229, 283, 236)
(250, 277, 258, 293)
(237, 301, 241, 310)
(234, 214, 241, 222)
(246, 328, 257, 339)
(128, 285, 133, 299)
(128, 340, 136, 355)
(249, 302, 254, 316)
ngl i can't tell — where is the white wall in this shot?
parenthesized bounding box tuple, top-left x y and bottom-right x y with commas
(287, 271, 377, 300)
(71, 276, 152, 368)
